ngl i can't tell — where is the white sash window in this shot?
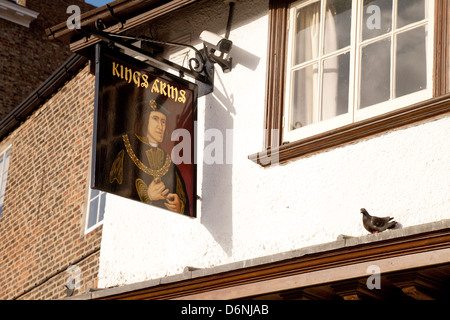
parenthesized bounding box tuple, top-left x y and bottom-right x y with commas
(0, 146, 11, 218)
(284, 0, 434, 141)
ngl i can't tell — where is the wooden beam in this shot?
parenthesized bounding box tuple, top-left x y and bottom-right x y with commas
(387, 272, 442, 300)
(45, 0, 200, 53)
(401, 286, 435, 300)
(331, 279, 385, 300)
(69, 0, 199, 53)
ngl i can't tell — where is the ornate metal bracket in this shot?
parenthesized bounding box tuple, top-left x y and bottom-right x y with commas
(88, 20, 214, 96)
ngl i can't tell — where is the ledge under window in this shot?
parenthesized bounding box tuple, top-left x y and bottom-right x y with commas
(249, 94, 450, 167)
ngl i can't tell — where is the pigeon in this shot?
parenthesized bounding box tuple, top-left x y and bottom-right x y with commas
(360, 208, 397, 234)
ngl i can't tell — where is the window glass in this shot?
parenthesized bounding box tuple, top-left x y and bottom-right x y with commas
(362, 0, 393, 41)
(86, 188, 106, 232)
(292, 64, 319, 129)
(360, 38, 391, 108)
(324, 0, 352, 54)
(99, 192, 106, 222)
(294, 2, 321, 65)
(321, 52, 350, 120)
(0, 148, 11, 218)
(397, 0, 426, 29)
(285, 0, 432, 140)
(395, 25, 428, 97)
(3, 149, 10, 172)
(88, 196, 99, 229)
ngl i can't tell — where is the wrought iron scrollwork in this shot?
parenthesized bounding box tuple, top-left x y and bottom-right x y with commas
(90, 19, 214, 96)
(135, 35, 207, 74)
(92, 19, 206, 74)
(95, 18, 107, 32)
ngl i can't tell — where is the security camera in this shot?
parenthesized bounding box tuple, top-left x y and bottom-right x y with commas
(199, 30, 233, 73)
(200, 30, 233, 54)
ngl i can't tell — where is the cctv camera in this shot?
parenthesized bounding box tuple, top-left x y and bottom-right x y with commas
(200, 30, 233, 54)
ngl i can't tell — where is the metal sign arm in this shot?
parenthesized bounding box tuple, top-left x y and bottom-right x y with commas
(87, 27, 214, 96)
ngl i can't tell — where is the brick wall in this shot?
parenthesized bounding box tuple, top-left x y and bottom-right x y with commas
(0, 64, 101, 300)
(0, 0, 94, 120)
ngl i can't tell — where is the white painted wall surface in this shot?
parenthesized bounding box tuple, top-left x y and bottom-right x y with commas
(97, 0, 450, 288)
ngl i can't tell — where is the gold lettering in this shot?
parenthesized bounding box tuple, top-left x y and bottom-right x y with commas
(124, 67, 133, 84)
(133, 71, 141, 87)
(111, 63, 187, 104)
(178, 90, 186, 104)
(167, 85, 178, 102)
(112, 62, 120, 77)
(141, 74, 148, 88)
(151, 79, 160, 93)
(160, 81, 167, 96)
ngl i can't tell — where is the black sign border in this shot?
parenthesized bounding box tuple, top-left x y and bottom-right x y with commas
(91, 42, 198, 218)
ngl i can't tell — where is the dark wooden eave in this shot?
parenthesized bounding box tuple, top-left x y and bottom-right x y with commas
(45, 0, 200, 53)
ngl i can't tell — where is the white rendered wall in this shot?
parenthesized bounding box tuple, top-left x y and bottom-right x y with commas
(97, 0, 450, 288)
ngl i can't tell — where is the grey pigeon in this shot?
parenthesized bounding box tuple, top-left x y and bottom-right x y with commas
(360, 208, 397, 234)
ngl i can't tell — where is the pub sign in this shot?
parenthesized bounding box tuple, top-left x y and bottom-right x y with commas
(91, 44, 197, 218)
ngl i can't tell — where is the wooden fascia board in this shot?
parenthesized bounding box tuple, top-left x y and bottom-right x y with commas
(70, 0, 198, 52)
(94, 227, 450, 300)
(46, 0, 199, 53)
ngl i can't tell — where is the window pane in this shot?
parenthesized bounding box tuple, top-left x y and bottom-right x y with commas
(99, 192, 106, 223)
(360, 38, 391, 108)
(324, 0, 352, 54)
(291, 64, 319, 129)
(90, 189, 99, 199)
(396, 26, 427, 98)
(0, 195, 3, 217)
(1, 173, 8, 196)
(88, 197, 98, 229)
(294, 1, 321, 65)
(397, 0, 426, 29)
(362, 0, 393, 41)
(0, 149, 10, 218)
(3, 150, 10, 173)
(321, 52, 350, 121)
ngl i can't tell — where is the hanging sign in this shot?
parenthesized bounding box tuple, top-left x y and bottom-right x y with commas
(91, 43, 197, 218)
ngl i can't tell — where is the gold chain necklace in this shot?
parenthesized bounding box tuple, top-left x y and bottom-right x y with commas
(122, 134, 171, 179)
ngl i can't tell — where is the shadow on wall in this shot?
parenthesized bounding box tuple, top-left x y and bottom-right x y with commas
(159, 0, 264, 256)
(231, 44, 261, 72)
(200, 72, 236, 257)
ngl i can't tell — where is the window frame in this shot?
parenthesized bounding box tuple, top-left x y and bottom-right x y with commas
(283, 0, 357, 142)
(0, 145, 11, 219)
(249, 0, 450, 166)
(85, 187, 106, 234)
